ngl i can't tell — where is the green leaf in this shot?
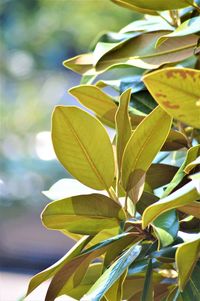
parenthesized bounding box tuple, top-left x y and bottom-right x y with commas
(111, 0, 158, 15)
(146, 164, 179, 189)
(115, 88, 132, 175)
(184, 157, 200, 174)
(141, 259, 153, 301)
(112, 0, 191, 11)
(81, 244, 141, 301)
(189, 172, 200, 193)
(45, 233, 136, 301)
(176, 238, 200, 291)
(143, 68, 200, 129)
(69, 85, 117, 128)
(163, 145, 200, 197)
(142, 181, 200, 228)
(152, 210, 179, 247)
(122, 106, 172, 195)
(42, 194, 126, 235)
(26, 236, 91, 296)
(52, 106, 115, 190)
(105, 270, 127, 301)
(156, 16, 200, 47)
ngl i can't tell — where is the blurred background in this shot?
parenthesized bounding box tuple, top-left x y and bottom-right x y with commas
(0, 0, 140, 299)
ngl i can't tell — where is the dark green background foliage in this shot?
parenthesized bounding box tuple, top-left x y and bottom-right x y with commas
(27, 1, 200, 300)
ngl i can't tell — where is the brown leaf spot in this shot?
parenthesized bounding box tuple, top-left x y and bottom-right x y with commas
(162, 101, 180, 109)
(166, 70, 186, 79)
(155, 93, 166, 98)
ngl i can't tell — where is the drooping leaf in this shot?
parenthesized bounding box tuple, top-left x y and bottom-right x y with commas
(81, 244, 141, 301)
(122, 106, 172, 197)
(69, 85, 117, 127)
(115, 88, 132, 175)
(156, 16, 200, 47)
(142, 181, 200, 228)
(176, 237, 200, 291)
(42, 194, 126, 235)
(184, 156, 200, 174)
(143, 68, 200, 128)
(52, 106, 115, 190)
(26, 236, 91, 296)
(141, 259, 153, 301)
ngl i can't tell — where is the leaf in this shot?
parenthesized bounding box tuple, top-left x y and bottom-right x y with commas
(122, 106, 172, 195)
(161, 130, 188, 151)
(152, 210, 179, 247)
(141, 259, 153, 301)
(42, 194, 126, 235)
(156, 16, 200, 47)
(163, 145, 200, 197)
(184, 157, 200, 174)
(176, 237, 200, 291)
(128, 258, 160, 275)
(112, 0, 191, 11)
(52, 106, 115, 190)
(69, 85, 117, 128)
(26, 236, 91, 296)
(142, 181, 200, 228)
(115, 88, 132, 174)
(105, 270, 127, 301)
(45, 232, 136, 301)
(179, 201, 200, 218)
(111, 0, 158, 15)
(143, 68, 200, 129)
(189, 172, 200, 193)
(146, 164, 179, 189)
(81, 244, 141, 301)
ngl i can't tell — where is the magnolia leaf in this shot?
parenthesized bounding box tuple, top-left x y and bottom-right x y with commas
(81, 244, 141, 301)
(42, 194, 126, 235)
(141, 259, 153, 301)
(179, 201, 200, 219)
(45, 233, 135, 301)
(163, 145, 200, 197)
(26, 236, 91, 296)
(152, 210, 179, 248)
(184, 156, 200, 174)
(143, 68, 200, 129)
(189, 172, 200, 193)
(161, 130, 188, 151)
(115, 88, 132, 175)
(105, 270, 127, 301)
(112, 0, 191, 11)
(156, 16, 200, 47)
(136, 192, 159, 215)
(142, 181, 200, 228)
(69, 85, 117, 128)
(43, 179, 104, 201)
(176, 237, 200, 291)
(146, 164, 179, 189)
(122, 106, 172, 196)
(52, 106, 115, 190)
(111, 0, 158, 15)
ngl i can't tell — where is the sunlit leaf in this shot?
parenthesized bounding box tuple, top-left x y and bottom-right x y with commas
(111, 0, 158, 15)
(105, 270, 127, 301)
(52, 106, 115, 190)
(42, 194, 126, 235)
(143, 68, 200, 128)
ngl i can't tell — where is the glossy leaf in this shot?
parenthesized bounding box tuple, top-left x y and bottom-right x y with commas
(143, 68, 200, 128)
(81, 244, 141, 301)
(105, 270, 127, 301)
(142, 181, 200, 228)
(176, 237, 200, 291)
(69, 85, 117, 127)
(111, 0, 158, 15)
(122, 106, 172, 194)
(52, 106, 115, 190)
(42, 194, 126, 235)
(156, 16, 200, 47)
(26, 236, 91, 296)
(189, 172, 200, 193)
(141, 259, 153, 301)
(115, 88, 132, 174)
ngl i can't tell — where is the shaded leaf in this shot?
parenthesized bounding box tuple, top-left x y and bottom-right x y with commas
(143, 68, 200, 128)
(146, 164, 179, 189)
(161, 130, 188, 151)
(179, 201, 200, 219)
(42, 194, 126, 235)
(142, 181, 200, 228)
(52, 106, 115, 190)
(105, 270, 127, 301)
(141, 259, 153, 301)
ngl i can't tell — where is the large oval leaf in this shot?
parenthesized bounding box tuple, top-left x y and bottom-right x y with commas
(143, 68, 200, 129)
(42, 194, 126, 235)
(122, 106, 172, 193)
(142, 181, 200, 228)
(52, 106, 115, 190)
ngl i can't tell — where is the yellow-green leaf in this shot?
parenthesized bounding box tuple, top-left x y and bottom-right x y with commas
(52, 106, 115, 190)
(111, 0, 158, 15)
(122, 106, 172, 193)
(69, 85, 117, 128)
(176, 237, 200, 291)
(42, 194, 126, 235)
(115, 88, 132, 174)
(142, 181, 200, 228)
(105, 270, 127, 301)
(143, 68, 200, 129)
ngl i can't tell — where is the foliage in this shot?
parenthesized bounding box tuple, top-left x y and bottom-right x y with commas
(27, 1, 200, 300)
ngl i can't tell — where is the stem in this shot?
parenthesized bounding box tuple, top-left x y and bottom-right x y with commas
(184, 0, 200, 13)
(107, 187, 119, 204)
(169, 10, 180, 27)
(157, 12, 174, 27)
